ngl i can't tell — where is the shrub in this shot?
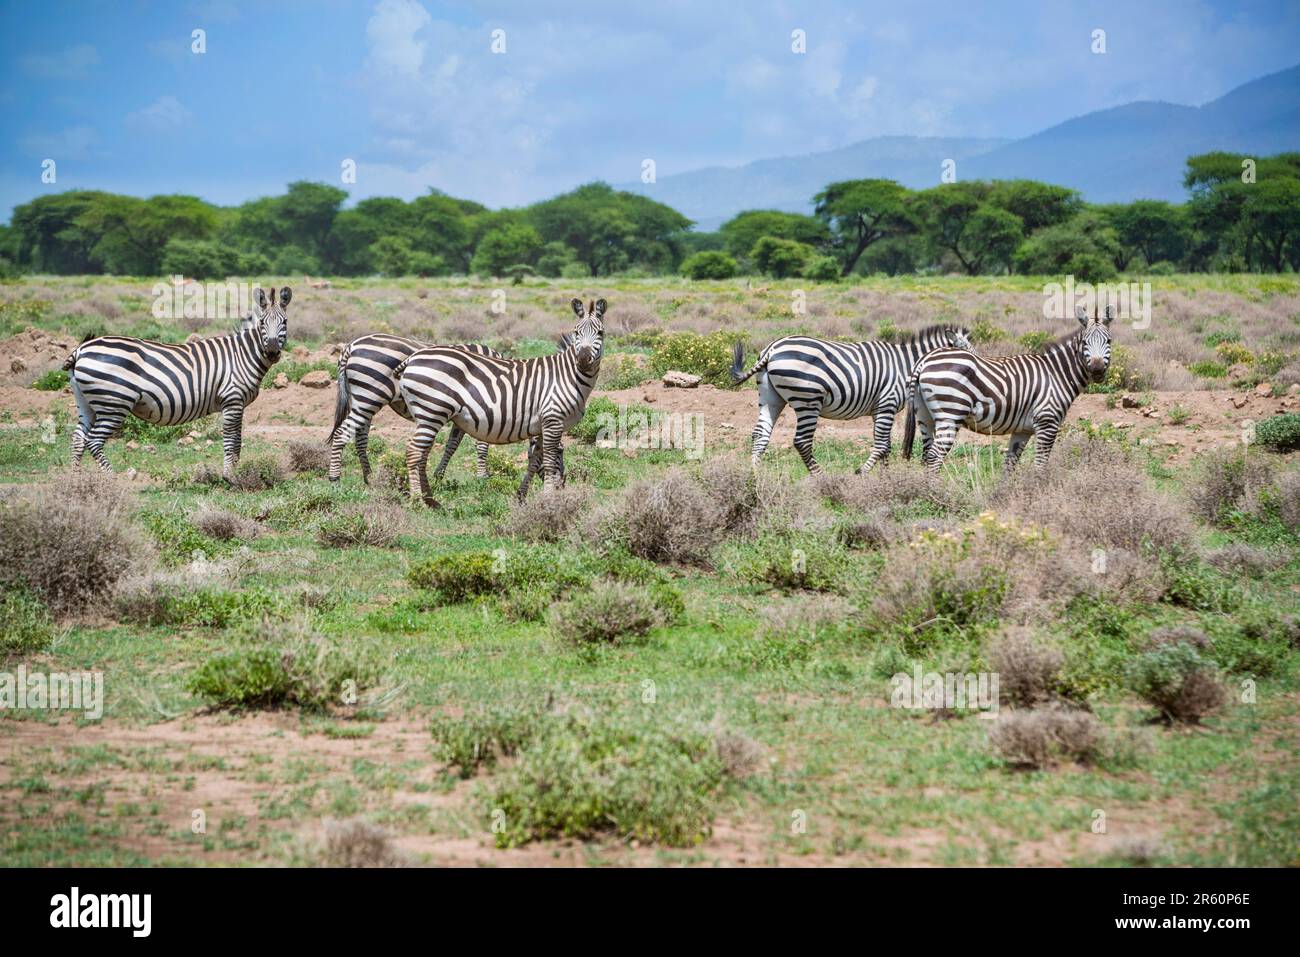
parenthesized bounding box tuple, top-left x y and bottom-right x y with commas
(316, 504, 405, 548)
(549, 580, 679, 645)
(407, 552, 500, 603)
(431, 700, 544, 778)
(114, 578, 288, 628)
(0, 586, 56, 655)
(0, 474, 151, 613)
(186, 622, 378, 711)
(1126, 642, 1227, 724)
(488, 710, 725, 847)
(802, 255, 841, 281)
(754, 594, 853, 643)
(749, 236, 814, 278)
(230, 456, 285, 492)
(592, 469, 726, 565)
(988, 630, 1065, 708)
(1255, 414, 1300, 453)
(1187, 448, 1273, 527)
(648, 331, 735, 387)
(1204, 543, 1285, 575)
(316, 819, 402, 868)
(731, 531, 850, 593)
(287, 439, 330, 475)
(680, 251, 738, 280)
(192, 506, 261, 542)
(30, 369, 68, 391)
(500, 486, 592, 542)
(988, 707, 1103, 769)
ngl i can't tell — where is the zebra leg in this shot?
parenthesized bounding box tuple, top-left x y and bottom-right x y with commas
(749, 377, 785, 466)
(432, 427, 466, 480)
(70, 423, 88, 469)
(353, 420, 374, 485)
(84, 407, 129, 473)
(1004, 431, 1033, 475)
(790, 401, 824, 475)
(405, 420, 445, 507)
(1031, 417, 1061, 468)
(220, 401, 245, 482)
(474, 442, 490, 479)
(518, 438, 542, 501)
(926, 422, 960, 475)
(857, 411, 896, 475)
(541, 419, 565, 493)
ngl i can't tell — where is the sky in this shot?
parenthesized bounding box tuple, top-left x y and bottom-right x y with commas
(1, 0, 1298, 219)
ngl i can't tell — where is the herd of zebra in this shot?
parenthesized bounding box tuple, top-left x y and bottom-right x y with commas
(60, 285, 1115, 502)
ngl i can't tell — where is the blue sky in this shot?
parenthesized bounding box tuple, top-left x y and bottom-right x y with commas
(2, 0, 1297, 219)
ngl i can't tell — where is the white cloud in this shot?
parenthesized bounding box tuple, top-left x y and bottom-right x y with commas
(126, 96, 193, 132)
(18, 125, 99, 160)
(365, 0, 431, 78)
(19, 44, 99, 79)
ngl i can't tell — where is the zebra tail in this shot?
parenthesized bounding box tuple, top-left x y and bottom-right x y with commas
(730, 340, 767, 386)
(327, 347, 352, 446)
(902, 376, 918, 461)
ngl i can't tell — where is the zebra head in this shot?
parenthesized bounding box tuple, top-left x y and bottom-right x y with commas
(1076, 304, 1114, 382)
(948, 326, 974, 351)
(570, 297, 606, 375)
(252, 286, 292, 357)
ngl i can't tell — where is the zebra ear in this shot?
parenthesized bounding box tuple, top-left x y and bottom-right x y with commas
(254, 287, 269, 311)
(1102, 305, 1114, 326)
(570, 298, 585, 318)
(1075, 305, 1088, 327)
(279, 287, 293, 308)
(557, 333, 574, 351)
(592, 299, 607, 321)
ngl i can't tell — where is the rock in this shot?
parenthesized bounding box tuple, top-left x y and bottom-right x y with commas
(642, 394, 656, 403)
(178, 436, 194, 446)
(184, 333, 203, 344)
(663, 371, 701, 389)
(125, 467, 138, 480)
(299, 370, 332, 389)
(126, 441, 139, 450)
(329, 343, 343, 356)
(1255, 382, 1274, 397)
(273, 372, 289, 389)
(9, 357, 26, 373)
(1231, 396, 1248, 409)
(292, 345, 310, 359)
(1289, 383, 1299, 395)
(1120, 393, 1140, 408)
(188, 430, 202, 439)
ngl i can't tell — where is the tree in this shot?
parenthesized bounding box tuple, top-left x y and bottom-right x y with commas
(10, 192, 109, 273)
(812, 179, 913, 276)
(718, 210, 827, 261)
(470, 222, 543, 276)
(1107, 200, 1188, 266)
(750, 236, 813, 278)
(326, 197, 415, 274)
(1013, 211, 1121, 279)
(1243, 176, 1300, 273)
(913, 184, 1024, 274)
(528, 182, 690, 276)
(988, 180, 1081, 232)
(278, 181, 347, 259)
(369, 236, 413, 277)
(680, 250, 738, 280)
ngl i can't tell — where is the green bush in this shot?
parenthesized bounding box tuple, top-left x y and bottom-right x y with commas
(680, 251, 738, 280)
(548, 579, 680, 645)
(749, 236, 814, 278)
(1126, 642, 1227, 724)
(408, 552, 502, 604)
(0, 586, 56, 655)
(140, 509, 226, 564)
(431, 701, 544, 778)
(648, 331, 735, 387)
(731, 532, 850, 593)
(488, 710, 725, 847)
(1189, 360, 1227, 379)
(30, 369, 68, 391)
(1255, 414, 1300, 452)
(802, 255, 841, 281)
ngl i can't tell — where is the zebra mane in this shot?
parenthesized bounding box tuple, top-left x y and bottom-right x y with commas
(905, 324, 965, 344)
(1031, 328, 1084, 355)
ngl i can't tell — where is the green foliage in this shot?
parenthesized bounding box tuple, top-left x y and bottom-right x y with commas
(1255, 414, 1300, 452)
(648, 331, 735, 386)
(549, 579, 682, 645)
(30, 369, 69, 391)
(731, 532, 850, 593)
(187, 630, 376, 711)
(407, 552, 500, 604)
(749, 236, 814, 278)
(431, 701, 544, 778)
(803, 255, 842, 281)
(139, 509, 226, 565)
(1125, 642, 1226, 724)
(679, 250, 738, 280)
(0, 585, 56, 655)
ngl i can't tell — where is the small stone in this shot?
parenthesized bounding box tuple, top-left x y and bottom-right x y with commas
(178, 436, 194, 446)
(1289, 383, 1299, 395)
(188, 430, 202, 439)
(9, 357, 25, 373)
(125, 467, 138, 480)
(273, 372, 289, 389)
(299, 370, 332, 388)
(1120, 393, 1139, 408)
(662, 370, 701, 389)
(1231, 396, 1248, 409)
(126, 441, 139, 450)
(642, 394, 656, 403)
(292, 345, 310, 359)
(1255, 382, 1274, 397)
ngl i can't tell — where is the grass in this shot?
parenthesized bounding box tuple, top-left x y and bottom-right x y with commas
(1, 274, 1298, 867)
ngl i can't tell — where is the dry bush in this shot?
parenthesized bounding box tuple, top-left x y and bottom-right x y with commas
(1275, 469, 1300, 532)
(988, 707, 1103, 768)
(1204, 542, 1286, 575)
(192, 505, 261, 542)
(229, 456, 286, 492)
(315, 503, 407, 548)
(589, 468, 727, 565)
(813, 467, 972, 519)
(710, 725, 765, 779)
(0, 474, 152, 613)
(1186, 447, 1275, 527)
(501, 486, 591, 542)
(287, 439, 330, 475)
(988, 629, 1065, 708)
(1126, 641, 1227, 724)
(1100, 835, 1170, 866)
(996, 436, 1192, 553)
(548, 580, 668, 645)
(755, 594, 854, 642)
(1144, 625, 1213, 652)
(316, 819, 403, 868)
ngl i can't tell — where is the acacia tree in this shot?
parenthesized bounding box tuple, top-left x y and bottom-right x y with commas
(913, 183, 1024, 275)
(812, 179, 913, 276)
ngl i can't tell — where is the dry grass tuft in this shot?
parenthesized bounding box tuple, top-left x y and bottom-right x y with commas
(501, 486, 592, 542)
(988, 629, 1065, 708)
(287, 439, 330, 475)
(315, 503, 407, 548)
(192, 505, 261, 542)
(988, 707, 1104, 768)
(316, 819, 404, 868)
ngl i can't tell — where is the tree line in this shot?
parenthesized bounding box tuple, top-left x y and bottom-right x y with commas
(2, 152, 1297, 282)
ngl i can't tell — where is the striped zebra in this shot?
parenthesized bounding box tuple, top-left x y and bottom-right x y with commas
(903, 306, 1114, 473)
(328, 334, 572, 484)
(394, 298, 605, 506)
(730, 324, 973, 474)
(63, 286, 291, 479)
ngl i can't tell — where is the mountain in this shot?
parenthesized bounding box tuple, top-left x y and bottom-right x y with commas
(620, 64, 1300, 228)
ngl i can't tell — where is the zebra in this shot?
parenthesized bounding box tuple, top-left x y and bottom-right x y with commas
(327, 334, 573, 485)
(730, 324, 973, 475)
(63, 286, 291, 479)
(903, 306, 1114, 474)
(394, 298, 605, 506)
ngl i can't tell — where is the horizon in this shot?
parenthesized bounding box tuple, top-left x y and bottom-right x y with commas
(2, 0, 1299, 220)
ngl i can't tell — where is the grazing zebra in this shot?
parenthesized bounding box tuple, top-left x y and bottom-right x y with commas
(64, 286, 291, 479)
(730, 325, 973, 474)
(327, 334, 572, 484)
(903, 306, 1113, 474)
(394, 298, 605, 506)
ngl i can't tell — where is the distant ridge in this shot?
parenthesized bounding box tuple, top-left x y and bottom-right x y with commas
(620, 64, 1300, 228)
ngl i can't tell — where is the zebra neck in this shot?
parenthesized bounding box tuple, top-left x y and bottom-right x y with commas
(236, 329, 277, 377)
(1051, 336, 1088, 397)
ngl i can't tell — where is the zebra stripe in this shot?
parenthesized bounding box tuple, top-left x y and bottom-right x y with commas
(904, 307, 1114, 474)
(328, 335, 497, 483)
(731, 324, 972, 474)
(64, 286, 291, 478)
(395, 298, 605, 505)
